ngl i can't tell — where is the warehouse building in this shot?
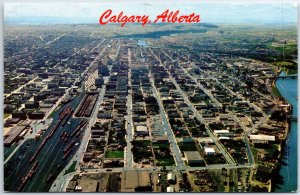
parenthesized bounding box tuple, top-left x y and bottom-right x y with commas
(135, 125, 148, 136)
(249, 134, 275, 142)
(4, 125, 28, 146)
(121, 170, 152, 192)
(204, 147, 216, 155)
(184, 151, 205, 166)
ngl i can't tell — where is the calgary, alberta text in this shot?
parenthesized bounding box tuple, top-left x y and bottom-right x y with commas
(99, 9, 201, 27)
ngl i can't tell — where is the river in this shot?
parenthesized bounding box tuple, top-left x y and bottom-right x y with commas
(274, 72, 298, 192)
(137, 40, 147, 47)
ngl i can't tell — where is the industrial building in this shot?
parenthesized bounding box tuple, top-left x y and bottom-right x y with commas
(204, 147, 216, 155)
(167, 172, 176, 184)
(4, 125, 28, 146)
(249, 134, 276, 142)
(184, 151, 205, 166)
(135, 125, 148, 136)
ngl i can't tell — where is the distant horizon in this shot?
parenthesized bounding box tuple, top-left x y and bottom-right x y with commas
(4, 3, 298, 25)
(3, 20, 298, 27)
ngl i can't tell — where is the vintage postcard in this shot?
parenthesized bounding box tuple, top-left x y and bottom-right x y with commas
(3, 2, 298, 193)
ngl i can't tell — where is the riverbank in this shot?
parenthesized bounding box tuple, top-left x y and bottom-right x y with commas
(271, 73, 298, 192)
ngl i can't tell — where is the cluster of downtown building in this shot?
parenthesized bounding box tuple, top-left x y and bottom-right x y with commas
(4, 33, 100, 146)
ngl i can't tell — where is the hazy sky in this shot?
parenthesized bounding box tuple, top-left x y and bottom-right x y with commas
(4, 3, 298, 24)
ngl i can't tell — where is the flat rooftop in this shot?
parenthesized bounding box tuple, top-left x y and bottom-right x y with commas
(184, 151, 203, 161)
(121, 170, 151, 192)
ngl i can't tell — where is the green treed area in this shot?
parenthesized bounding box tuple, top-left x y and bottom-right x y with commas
(272, 86, 283, 99)
(270, 43, 297, 56)
(269, 42, 297, 73)
(48, 106, 60, 119)
(273, 61, 297, 72)
(156, 156, 175, 166)
(286, 69, 298, 75)
(251, 147, 258, 163)
(152, 143, 175, 166)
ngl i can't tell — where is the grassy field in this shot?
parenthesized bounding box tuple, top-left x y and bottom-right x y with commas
(106, 150, 124, 158)
(251, 147, 258, 163)
(156, 156, 175, 166)
(64, 161, 77, 175)
(48, 106, 60, 119)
